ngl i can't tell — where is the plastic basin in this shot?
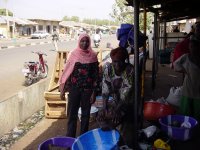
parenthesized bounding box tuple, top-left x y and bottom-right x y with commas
(94, 96, 113, 108)
(78, 106, 98, 122)
(144, 101, 176, 121)
(72, 128, 120, 150)
(38, 136, 76, 150)
(159, 115, 198, 141)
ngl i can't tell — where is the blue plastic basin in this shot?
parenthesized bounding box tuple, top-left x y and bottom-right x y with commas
(72, 128, 120, 150)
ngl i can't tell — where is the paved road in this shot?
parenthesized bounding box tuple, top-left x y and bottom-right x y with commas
(0, 35, 118, 101)
(0, 35, 70, 49)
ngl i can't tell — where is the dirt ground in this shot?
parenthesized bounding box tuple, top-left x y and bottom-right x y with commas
(10, 60, 200, 150)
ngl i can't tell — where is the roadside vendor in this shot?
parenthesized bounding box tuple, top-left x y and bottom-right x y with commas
(97, 46, 135, 148)
(172, 22, 200, 64)
(173, 34, 200, 122)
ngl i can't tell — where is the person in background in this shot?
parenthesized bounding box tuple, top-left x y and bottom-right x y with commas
(93, 32, 101, 42)
(52, 28, 59, 51)
(173, 34, 200, 122)
(97, 46, 135, 148)
(93, 30, 101, 47)
(172, 22, 200, 64)
(173, 26, 180, 32)
(59, 34, 99, 137)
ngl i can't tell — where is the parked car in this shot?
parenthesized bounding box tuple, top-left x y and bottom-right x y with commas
(0, 34, 5, 39)
(31, 31, 49, 39)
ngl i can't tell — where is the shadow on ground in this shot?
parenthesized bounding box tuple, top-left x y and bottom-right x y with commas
(19, 60, 200, 150)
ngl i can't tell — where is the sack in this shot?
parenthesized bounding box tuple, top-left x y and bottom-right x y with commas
(166, 86, 183, 106)
(117, 23, 147, 48)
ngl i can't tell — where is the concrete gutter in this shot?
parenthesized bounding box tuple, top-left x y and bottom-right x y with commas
(0, 78, 50, 137)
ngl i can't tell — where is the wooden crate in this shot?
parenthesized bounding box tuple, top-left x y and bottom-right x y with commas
(44, 92, 68, 118)
(44, 51, 68, 119)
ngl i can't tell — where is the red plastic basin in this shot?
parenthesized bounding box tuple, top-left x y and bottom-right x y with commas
(144, 101, 176, 121)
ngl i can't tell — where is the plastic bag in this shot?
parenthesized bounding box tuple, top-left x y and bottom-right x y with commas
(142, 125, 157, 138)
(156, 97, 168, 104)
(166, 86, 183, 106)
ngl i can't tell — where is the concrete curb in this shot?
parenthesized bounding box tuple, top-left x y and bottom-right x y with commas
(0, 39, 74, 50)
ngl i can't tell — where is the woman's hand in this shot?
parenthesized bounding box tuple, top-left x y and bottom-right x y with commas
(112, 109, 122, 125)
(97, 108, 108, 121)
(60, 91, 65, 100)
(90, 91, 96, 104)
(112, 104, 125, 126)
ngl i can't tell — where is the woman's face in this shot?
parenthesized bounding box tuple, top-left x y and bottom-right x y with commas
(79, 37, 90, 50)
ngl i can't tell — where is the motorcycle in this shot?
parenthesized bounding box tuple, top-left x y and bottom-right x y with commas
(93, 33, 101, 48)
(22, 51, 48, 86)
(94, 39, 100, 48)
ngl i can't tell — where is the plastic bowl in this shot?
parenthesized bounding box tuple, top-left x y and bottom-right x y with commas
(94, 96, 113, 108)
(143, 101, 176, 121)
(38, 136, 76, 150)
(159, 115, 198, 141)
(72, 128, 120, 150)
(78, 106, 98, 122)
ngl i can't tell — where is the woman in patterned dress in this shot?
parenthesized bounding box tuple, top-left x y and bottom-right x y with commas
(98, 46, 135, 148)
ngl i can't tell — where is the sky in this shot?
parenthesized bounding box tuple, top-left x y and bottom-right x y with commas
(0, 0, 116, 20)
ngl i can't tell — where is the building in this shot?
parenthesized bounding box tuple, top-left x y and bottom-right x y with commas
(29, 18, 61, 34)
(0, 15, 38, 38)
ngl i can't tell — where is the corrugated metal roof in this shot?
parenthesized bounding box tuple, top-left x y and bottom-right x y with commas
(29, 18, 61, 22)
(59, 21, 81, 27)
(0, 16, 37, 25)
(59, 21, 91, 28)
(126, 0, 200, 22)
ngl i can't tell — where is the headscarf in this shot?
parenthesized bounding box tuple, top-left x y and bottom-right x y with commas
(110, 47, 128, 61)
(59, 33, 98, 92)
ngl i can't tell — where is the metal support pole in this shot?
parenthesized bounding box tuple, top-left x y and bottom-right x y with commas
(164, 20, 167, 49)
(152, 13, 158, 92)
(139, 4, 147, 129)
(133, 0, 140, 149)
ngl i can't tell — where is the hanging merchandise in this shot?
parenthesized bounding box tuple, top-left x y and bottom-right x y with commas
(116, 23, 148, 49)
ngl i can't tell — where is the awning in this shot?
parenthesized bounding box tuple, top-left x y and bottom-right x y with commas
(59, 21, 81, 27)
(59, 21, 92, 28)
(0, 15, 38, 25)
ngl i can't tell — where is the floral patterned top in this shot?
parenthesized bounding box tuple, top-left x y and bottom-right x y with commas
(68, 62, 99, 91)
(102, 62, 134, 104)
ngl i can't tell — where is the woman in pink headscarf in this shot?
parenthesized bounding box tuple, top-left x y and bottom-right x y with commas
(59, 33, 99, 137)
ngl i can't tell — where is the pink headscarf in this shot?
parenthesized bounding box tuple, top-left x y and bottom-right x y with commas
(59, 33, 98, 93)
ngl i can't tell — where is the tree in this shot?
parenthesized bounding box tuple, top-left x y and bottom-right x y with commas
(62, 16, 70, 21)
(110, 0, 153, 31)
(62, 16, 119, 26)
(82, 18, 119, 26)
(110, 0, 133, 23)
(0, 8, 13, 16)
(71, 16, 79, 22)
(62, 16, 80, 22)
